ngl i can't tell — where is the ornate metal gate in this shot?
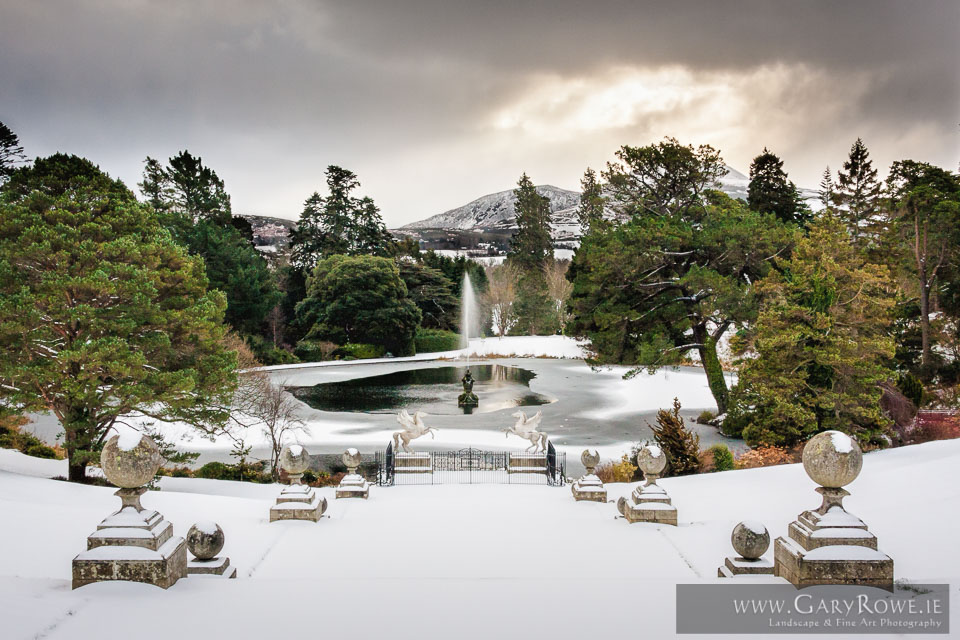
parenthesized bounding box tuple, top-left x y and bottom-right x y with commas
(375, 443, 565, 486)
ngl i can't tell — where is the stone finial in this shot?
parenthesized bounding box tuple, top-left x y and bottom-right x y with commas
(636, 443, 667, 484)
(186, 521, 225, 561)
(342, 447, 362, 473)
(731, 521, 770, 560)
(280, 444, 310, 483)
(580, 450, 600, 474)
(100, 433, 162, 489)
(802, 430, 862, 489)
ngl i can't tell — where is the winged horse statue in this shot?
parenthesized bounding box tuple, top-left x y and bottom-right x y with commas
(393, 410, 437, 453)
(504, 410, 548, 453)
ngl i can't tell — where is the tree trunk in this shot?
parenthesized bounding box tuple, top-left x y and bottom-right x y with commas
(919, 281, 931, 373)
(68, 459, 88, 483)
(696, 329, 729, 414)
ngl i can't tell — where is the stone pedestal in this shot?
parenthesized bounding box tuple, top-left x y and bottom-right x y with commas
(571, 450, 607, 502)
(73, 487, 187, 589)
(189, 556, 237, 578)
(508, 452, 546, 474)
(772, 431, 893, 590)
(336, 448, 370, 499)
(269, 483, 328, 522)
(719, 521, 774, 578)
(395, 452, 432, 473)
(618, 445, 677, 525)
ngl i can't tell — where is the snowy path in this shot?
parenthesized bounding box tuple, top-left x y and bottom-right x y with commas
(1, 439, 959, 639)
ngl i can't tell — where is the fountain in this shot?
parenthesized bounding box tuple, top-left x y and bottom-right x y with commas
(458, 272, 480, 413)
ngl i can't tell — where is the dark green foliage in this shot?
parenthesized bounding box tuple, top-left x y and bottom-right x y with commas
(164, 150, 232, 227)
(747, 148, 810, 226)
(144, 424, 199, 467)
(421, 251, 488, 298)
(246, 334, 298, 365)
(415, 328, 461, 353)
(508, 174, 556, 335)
(728, 214, 896, 447)
(834, 138, 882, 250)
(576, 167, 606, 233)
(293, 339, 338, 362)
(398, 261, 459, 331)
(0, 417, 59, 459)
(818, 166, 833, 211)
(896, 373, 925, 409)
(289, 166, 393, 273)
(333, 343, 386, 360)
(709, 444, 735, 472)
(0, 121, 27, 182)
(650, 398, 701, 476)
(194, 461, 271, 483)
(568, 182, 795, 413)
(296, 255, 421, 357)
(0, 154, 238, 481)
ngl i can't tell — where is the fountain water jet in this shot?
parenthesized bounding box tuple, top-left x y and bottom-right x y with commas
(458, 272, 480, 413)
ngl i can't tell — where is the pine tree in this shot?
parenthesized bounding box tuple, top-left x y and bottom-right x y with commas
(747, 148, 809, 225)
(576, 167, 605, 233)
(508, 174, 556, 334)
(165, 150, 232, 227)
(834, 138, 882, 250)
(138, 157, 172, 213)
(818, 165, 834, 211)
(726, 214, 896, 446)
(0, 154, 238, 481)
(0, 121, 26, 182)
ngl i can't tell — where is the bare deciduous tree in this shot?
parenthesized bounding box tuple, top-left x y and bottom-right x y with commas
(545, 259, 573, 333)
(484, 263, 519, 337)
(239, 372, 308, 481)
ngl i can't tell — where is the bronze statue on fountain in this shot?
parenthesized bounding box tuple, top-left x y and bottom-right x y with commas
(458, 369, 479, 414)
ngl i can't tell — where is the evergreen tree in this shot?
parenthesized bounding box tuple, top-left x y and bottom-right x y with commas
(884, 160, 960, 375)
(0, 154, 237, 481)
(726, 214, 895, 446)
(508, 174, 556, 335)
(164, 150, 232, 227)
(834, 138, 882, 250)
(747, 148, 809, 225)
(650, 398, 701, 476)
(0, 121, 27, 182)
(576, 167, 605, 232)
(568, 189, 795, 414)
(398, 261, 459, 331)
(604, 137, 725, 219)
(295, 255, 421, 356)
(818, 165, 834, 210)
(137, 156, 172, 213)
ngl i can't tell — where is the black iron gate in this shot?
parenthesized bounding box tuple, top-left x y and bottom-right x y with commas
(375, 443, 565, 486)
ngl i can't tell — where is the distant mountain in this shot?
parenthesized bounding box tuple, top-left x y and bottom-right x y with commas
(399, 167, 819, 241)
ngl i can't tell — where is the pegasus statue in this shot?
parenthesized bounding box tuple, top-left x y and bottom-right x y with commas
(504, 410, 547, 453)
(393, 410, 437, 453)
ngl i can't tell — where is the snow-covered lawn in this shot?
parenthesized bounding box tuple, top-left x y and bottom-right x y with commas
(1, 439, 958, 639)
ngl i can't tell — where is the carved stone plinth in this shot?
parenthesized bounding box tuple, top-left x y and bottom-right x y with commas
(508, 452, 546, 473)
(73, 487, 187, 589)
(772, 431, 893, 590)
(718, 556, 774, 577)
(269, 484, 327, 522)
(395, 452, 432, 473)
(618, 498, 678, 525)
(571, 474, 607, 502)
(617, 448, 677, 525)
(188, 556, 237, 578)
(336, 473, 370, 499)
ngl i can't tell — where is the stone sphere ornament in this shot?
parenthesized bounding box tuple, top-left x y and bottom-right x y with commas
(731, 521, 770, 560)
(581, 450, 600, 473)
(802, 430, 862, 488)
(186, 521, 225, 561)
(100, 432, 162, 489)
(636, 443, 667, 477)
(342, 447, 362, 471)
(279, 443, 310, 476)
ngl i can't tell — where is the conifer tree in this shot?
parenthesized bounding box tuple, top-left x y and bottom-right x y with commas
(747, 148, 809, 225)
(649, 398, 701, 476)
(0, 121, 26, 182)
(834, 138, 882, 249)
(818, 165, 834, 211)
(508, 174, 556, 334)
(0, 155, 237, 481)
(576, 167, 605, 233)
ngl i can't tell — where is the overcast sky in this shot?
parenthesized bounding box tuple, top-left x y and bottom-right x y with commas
(1, 0, 957, 225)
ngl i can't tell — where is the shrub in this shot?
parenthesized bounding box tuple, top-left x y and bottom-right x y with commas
(334, 343, 386, 360)
(194, 461, 271, 483)
(696, 410, 717, 425)
(896, 373, 925, 409)
(595, 454, 638, 483)
(294, 340, 338, 363)
(650, 398, 701, 476)
(735, 445, 793, 469)
(415, 328, 461, 353)
(0, 415, 62, 460)
(708, 444, 735, 471)
(247, 335, 299, 365)
(907, 412, 960, 444)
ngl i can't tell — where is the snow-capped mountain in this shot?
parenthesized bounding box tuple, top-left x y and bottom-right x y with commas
(399, 167, 820, 241)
